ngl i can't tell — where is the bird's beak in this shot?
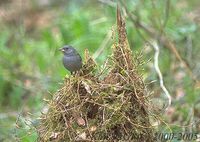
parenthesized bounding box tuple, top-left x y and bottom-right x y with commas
(59, 48, 65, 52)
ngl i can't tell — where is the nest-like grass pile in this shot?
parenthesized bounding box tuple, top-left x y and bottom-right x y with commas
(37, 7, 155, 142)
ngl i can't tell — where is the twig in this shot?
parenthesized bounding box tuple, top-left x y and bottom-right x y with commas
(152, 41, 171, 110)
(163, 0, 170, 29)
(186, 35, 193, 63)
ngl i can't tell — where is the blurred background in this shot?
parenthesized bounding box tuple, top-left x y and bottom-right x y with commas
(0, 0, 200, 141)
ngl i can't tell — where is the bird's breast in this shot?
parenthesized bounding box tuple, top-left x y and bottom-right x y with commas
(62, 55, 82, 72)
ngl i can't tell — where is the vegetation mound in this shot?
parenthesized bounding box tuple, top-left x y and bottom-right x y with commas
(37, 6, 155, 142)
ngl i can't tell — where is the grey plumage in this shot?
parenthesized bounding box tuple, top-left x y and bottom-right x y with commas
(59, 45, 82, 73)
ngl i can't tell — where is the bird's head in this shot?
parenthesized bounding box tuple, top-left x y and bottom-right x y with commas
(59, 45, 77, 56)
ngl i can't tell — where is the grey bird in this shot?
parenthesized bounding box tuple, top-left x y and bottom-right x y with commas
(59, 45, 82, 73)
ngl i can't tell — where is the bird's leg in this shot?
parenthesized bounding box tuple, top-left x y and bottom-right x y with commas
(71, 71, 81, 76)
(71, 71, 77, 76)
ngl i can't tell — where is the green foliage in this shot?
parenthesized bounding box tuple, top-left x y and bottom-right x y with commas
(183, 76, 200, 104)
(0, 0, 200, 141)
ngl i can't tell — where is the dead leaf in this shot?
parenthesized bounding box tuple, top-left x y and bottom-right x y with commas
(89, 126, 97, 132)
(77, 117, 86, 126)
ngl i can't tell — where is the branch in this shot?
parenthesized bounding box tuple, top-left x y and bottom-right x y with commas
(152, 41, 171, 110)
